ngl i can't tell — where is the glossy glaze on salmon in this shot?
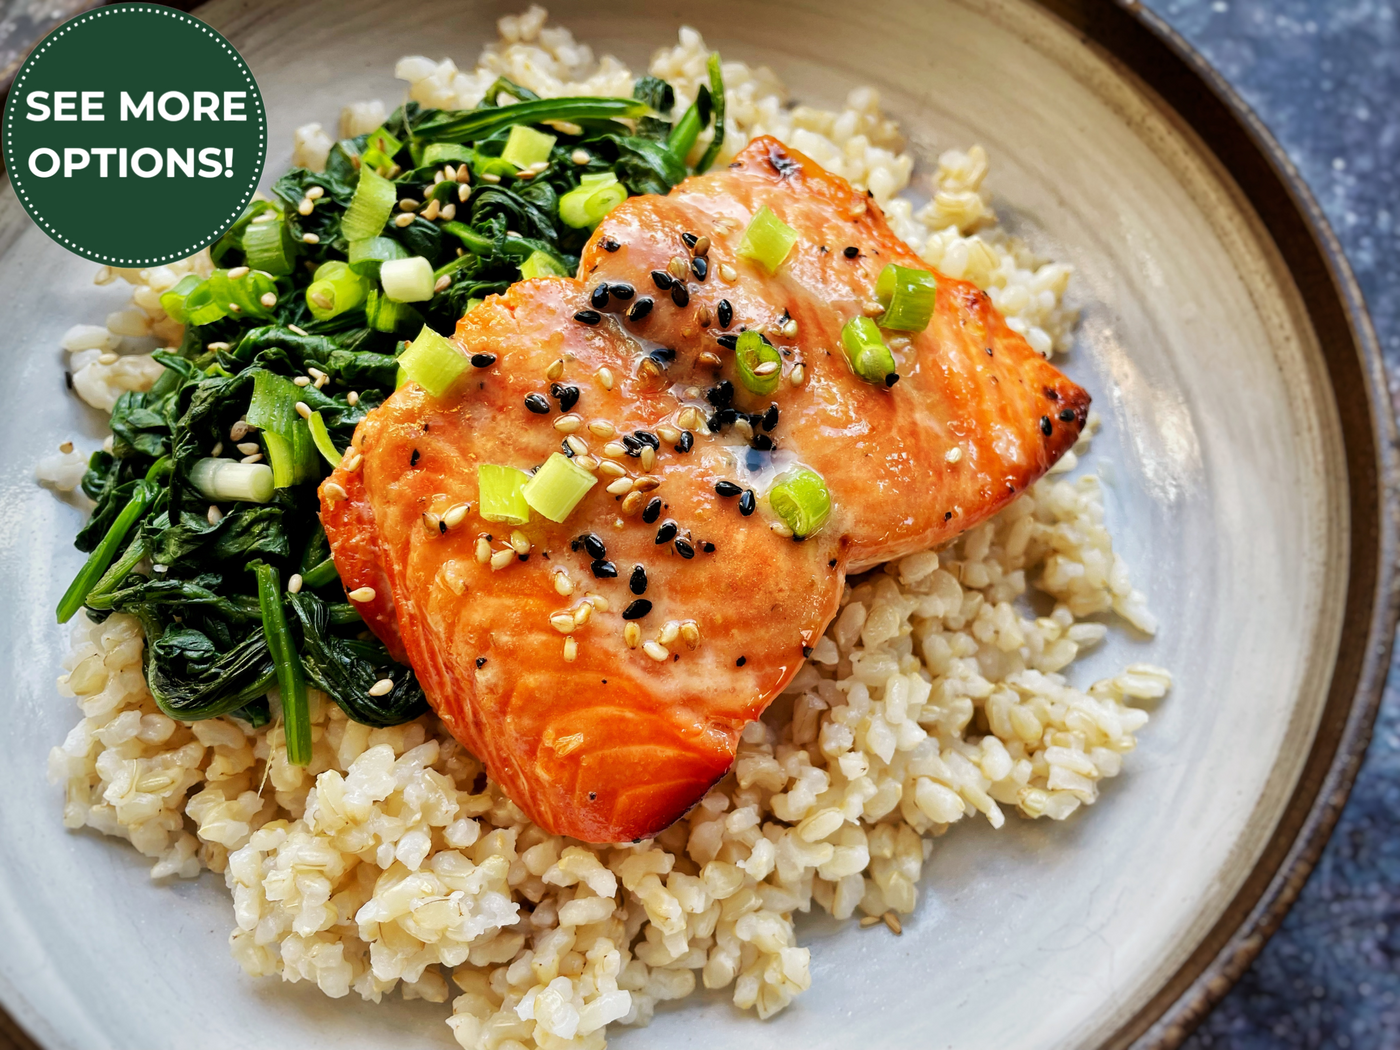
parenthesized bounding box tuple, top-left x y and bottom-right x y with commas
(320, 136, 1089, 843)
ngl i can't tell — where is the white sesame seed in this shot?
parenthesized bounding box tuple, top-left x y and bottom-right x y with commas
(322, 482, 348, 501)
(883, 911, 902, 935)
(229, 420, 251, 441)
(481, 172, 501, 184)
(490, 548, 515, 571)
(510, 530, 530, 555)
(631, 476, 661, 492)
(207, 341, 231, 352)
(565, 435, 588, 455)
(236, 441, 260, 455)
(434, 275, 451, 293)
(643, 640, 669, 662)
(623, 622, 641, 649)
(790, 363, 806, 386)
(678, 407, 704, 430)
(587, 594, 610, 613)
(249, 211, 275, 223)
(293, 375, 312, 387)
(554, 570, 574, 596)
(571, 149, 591, 165)
(368, 678, 394, 696)
(227, 266, 250, 279)
(211, 442, 223, 458)
(457, 183, 471, 202)
(288, 325, 309, 337)
(660, 621, 681, 646)
(573, 602, 592, 626)
(680, 621, 700, 649)
(621, 491, 644, 514)
(348, 586, 377, 602)
(588, 419, 616, 438)
(573, 456, 599, 472)
(260, 292, 277, 308)
(554, 414, 582, 434)
(782, 319, 799, 337)
(302, 233, 320, 244)
(421, 199, 442, 221)
(605, 477, 632, 495)
(240, 452, 264, 464)
(656, 424, 680, 443)
(422, 511, 441, 534)
(394, 213, 415, 227)
(598, 461, 627, 477)
(287, 573, 304, 594)
(207, 505, 223, 525)
(443, 503, 470, 528)
(770, 520, 794, 538)
(602, 441, 628, 459)
(720, 263, 738, 282)
(476, 537, 491, 564)
(546, 358, 565, 381)
(596, 367, 614, 391)
(752, 361, 779, 376)
(640, 446, 656, 471)
(58, 440, 74, 454)
(550, 613, 576, 634)
(98, 351, 119, 365)
(294, 401, 312, 420)
(343, 451, 363, 472)
(440, 203, 457, 221)
(306, 186, 324, 200)
(456, 166, 472, 184)
(297, 198, 314, 216)
(398, 199, 420, 212)
(945, 446, 963, 464)
(563, 636, 578, 662)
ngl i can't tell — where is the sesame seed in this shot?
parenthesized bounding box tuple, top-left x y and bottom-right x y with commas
(598, 461, 627, 478)
(510, 530, 530, 555)
(770, 521, 794, 538)
(348, 586, 377, 602)
(623, 599, 652, 620)
(550, 613, 576, 634)
(715, 481, 741, 498)
(344, 451, 363, 472)
(259, 291, 278, 308)
(229, 420, 251, 441)
(571, 149, 591, 165)
(434, 275, 451, 293)
(591, 559, 618, 579)
(577, 533, 607, 559)
(720, 263, 738, 283)
(458, 183, 471, 202)
(236, 441, 260, 456)
(639, 357, 664, 379)
(588, 419, 617, 439)
(207, 505, 223, 525)
(668, 256, 688, 280)
(476, 537, 492, 564)
(844, 246, 860, 258)
(659, 620, 680, 645)
(606, 477, 633, 495)
(323, 481, 348, 501)
(602, 441, 628, 459)
(752, 361, 779, 377)
(1040, 415, 1053, 436)
(546, 358, 565, 381)
(680, 621, 700, 649)
(883, 912, 903, 935)
(586, 594, 610, 613)
(678, 406, 704, 430)
(1059, 408, 1077, 423)
(574, 309, 602, 325)
(227, 266, 250, 279)
(621, 491, 645, 514)
(551, 384, 580, 412)
(656, 424, 680, 443)
(574, 603, 593, 627)
(650, 269, 674, 290)
(627, 298, 653, 322)
(293, 375, 312, 387)
(860, 915, 882, 928)
(693, 235, 711, 256)
(456, 165, 472, 184)
(596, 367, 615, 391)
(640, 446, 656, 471)
(525, 393, 551, 414)
(302, 233, 320, 244)
(563, 636, 578, 662)
(472, 353, 496, 368)
(288, 325, 309, 337)
(394, 213, 415, 227)
(739, 490, 756, 516)
(369, 678, 394, 696)
(692, 257, 709, 282)
(675, 430, 695, 453)
(240, 452, 264, 464)
(297, 198, 314, 215)
(306, 186, 324, 200)
(674, 538, 695, 559)
(782, 319, 799, 337)
(421, 199, 441, 221)
(945, 447, 963, 464)
(790, 363, 806, 386)
(398, 199, 420, 212)
(736, 656, 747, 667)
(555, 414, 583, 434)
(863, 299, 884, 317)
(565, 436, 589, 457)
(642, 497, 662, 523)
(624, 622, 641, 648)
(590, 284, 610, 309)
(490, 548, 515, 570)
(671, 283, 690, 307)
(295, 401, 312, 419)
(885, 372, 901, 388)
(443, 503, 470, 528)
(643, 640, 669, 662)
(655, 520, 678, 544)
(211, 442, 223, 458)
(554, 570, 574, 596)
(423, 511, 441, 533)
(440, 203, 457, 221)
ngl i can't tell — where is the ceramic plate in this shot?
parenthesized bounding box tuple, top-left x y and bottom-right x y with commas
(0, 1, 1393, 1048)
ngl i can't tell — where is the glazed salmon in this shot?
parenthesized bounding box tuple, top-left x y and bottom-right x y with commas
(319, 136, 1088, 843)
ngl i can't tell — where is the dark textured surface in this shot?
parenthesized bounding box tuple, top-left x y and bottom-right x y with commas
(1140, 2, 1400, 1047)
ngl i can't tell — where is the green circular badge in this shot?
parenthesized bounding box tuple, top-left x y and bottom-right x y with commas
(3, 3, 267, 266)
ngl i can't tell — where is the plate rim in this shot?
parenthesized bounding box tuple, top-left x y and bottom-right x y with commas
(1025, 1, 1399, 1046)
(0, 2, 1395, 1049)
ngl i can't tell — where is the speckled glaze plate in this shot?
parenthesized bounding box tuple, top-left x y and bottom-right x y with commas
(0, 1, 1393, 1048)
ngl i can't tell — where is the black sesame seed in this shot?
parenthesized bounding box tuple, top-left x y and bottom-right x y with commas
(634, 430, 660, 449)
(715, 480, 742, 498)
(561, 441, 575, 457)
(716, 299, 733, 327)
(573, 309, 601, 326)
(629, 565, 648, 595)
(762, 403, 779, 431)
(1059, 408, 1077, 423)
(642, 497, 662, 523)
(702, 541, 715, 553)
(476, 657, 487, 667)
(736, 656, 747, 666)
(739, 490, 756, 516)
(944, 511, 953, 521)
(628, 297, 654, 322)
(719, 408, 738, 426)
(409, 448, 420, 467)
(674, 431, 694, 453)
(621, 434, 643, 454)
(681, 232, 698, 249)
(439, 520, 447, 534)
(470, 352, 497, 368)
(556, 385, 580, 412)
(622, 598, 652, 620)
(590, 559, 618, 578)
(609, 282, 635, 301)
(650, 269, 674, 290)
(750, 434, 775, 452)
(1040, 415, 1053, 436)
(706, 380, 734, 408)
(651, 346, 676, 364)
(829, 558, 838, 567)
(671, 283, 690, 307)
(691, 256, 708, 281)
(577, 533, 605, 559)
(843, 246, 859, 258)
(716, 333, 738, 350)
(590, 283, 610, 309)
(602, 239, 621, 252)
(655, 520, 678, 544)
(803, 645, 813, 657)
(885, 372, 900, 387)
(674, 538, 695, 559)
(1046, 388, 1061, 402)
(525, 393, 550, 414)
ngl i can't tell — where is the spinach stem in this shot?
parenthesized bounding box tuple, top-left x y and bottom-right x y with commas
(301, 556, 340, 589)
(252, 561, 311, 766)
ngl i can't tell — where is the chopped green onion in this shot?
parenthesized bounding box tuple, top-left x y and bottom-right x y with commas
(158, 273, 202, 325)
(347, 235, 408, 279)
(242, 211, 296, 276)
(559, 176, 627, 229)
(307, 411, 342, 468)
(519, 250, 571, 279)
(379, 256, 435, 302)
(365, 287, 414, 332)
(55, 459, 168, 623)
(478, 464, 532, 525)
(397, 324, 468, 398)
(364, 125, 403, 160)
(875, 263, 937, 332)
(768, 467, 831, 539)
(840, 316, 898, 385)
(734, 330, 782, 395)
(695, 52, 727, 174)
(305, 260, 370, 321)
(247, 370, 318, 486)
(340, 164, 397, 242)
(414, 96, 645, 144)
(579, 172, 618, 189)
(251, 561, 311, 766)
(189, 458, 275, 503)
(422, 143, 474, 166)
(736, 205, 797, 274)
(521, 453, 598, 523)
(501, 124, 557, 169)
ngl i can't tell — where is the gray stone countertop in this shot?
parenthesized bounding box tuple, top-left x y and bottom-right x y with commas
(1140, 2, 1400, 1047)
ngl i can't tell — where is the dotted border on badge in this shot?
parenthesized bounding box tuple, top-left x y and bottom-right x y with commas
(3, 5, 268, 266)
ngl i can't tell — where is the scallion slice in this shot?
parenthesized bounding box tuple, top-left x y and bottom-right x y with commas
(559, 175, 627, 229)
(414, 96, 645, 144)
(158, 273, 202, 325)
(519, 251, 571, 279)
(305, 260, 370, 321)
(875, 263, 937, 332)
(501, 124, 557, 169)
(189, 457, 276, 503)
(736, 205, 797, 274)
(840, 316, 898, 385)
(242, 211, 296, 276)
(379, 256, 435, 303)
(768, 467, 831, 539)
(521, 453, 598, 523)
(307, 411, 342, 469)
(365, 287, 413, 333)
(422, 143, 474, 166)
(247, 370, 318, 486)
(478, 464, 531, 525)
(734, 330, 782, 395)
(397, 324, 468, 398)
(347, 235, 408, 279)
(251, 561, 311, 766)
(340, 164, 397, 242)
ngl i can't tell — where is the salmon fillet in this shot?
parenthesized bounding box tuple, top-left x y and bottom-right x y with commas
(320, 136, 1089, 843)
